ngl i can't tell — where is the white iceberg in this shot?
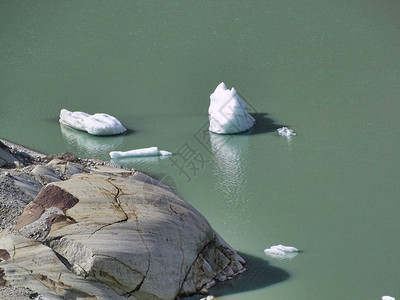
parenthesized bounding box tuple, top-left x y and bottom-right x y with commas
(382, 296, 395, 300)
(109, 147, 172, 159)
(264, 244, 299, 260)
(277, 127, 296, 137)
(208, 82, 255, 134)
(59, 109, 127, 136)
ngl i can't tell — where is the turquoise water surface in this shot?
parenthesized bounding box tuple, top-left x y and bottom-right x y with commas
(1, 1, 400, 299)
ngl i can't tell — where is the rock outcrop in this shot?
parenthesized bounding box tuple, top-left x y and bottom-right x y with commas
(0, 149, 245, 299)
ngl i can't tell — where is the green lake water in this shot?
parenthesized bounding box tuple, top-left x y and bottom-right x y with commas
(1, 1, 400, 299)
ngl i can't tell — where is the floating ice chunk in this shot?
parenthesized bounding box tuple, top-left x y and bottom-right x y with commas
(264, 244, 299, 260)
(264, 249, 299, 260)
(109, 147, 172, 159)
(382, 296, 395, 300)
(271, 244, 299, 253)
(208, 82, 255, 134)
(59, 109, 127, 136)
(277, 127, 296, 137)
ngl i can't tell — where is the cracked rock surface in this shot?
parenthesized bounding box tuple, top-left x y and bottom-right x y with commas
(0, 149, 245, 300)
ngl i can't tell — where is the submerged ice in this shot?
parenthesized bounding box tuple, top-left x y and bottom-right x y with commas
(59, 109, 127, 136)
(208, 82, 255, 134)
(109, 147, 172, 159)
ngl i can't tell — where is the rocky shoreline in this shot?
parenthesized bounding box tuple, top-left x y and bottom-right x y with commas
(0, 139, 245, 300)
(0, 139, 123, 234)
(0, 140, 135, 300)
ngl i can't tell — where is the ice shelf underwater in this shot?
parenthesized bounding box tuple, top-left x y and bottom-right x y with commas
(208, 82, 255, 134)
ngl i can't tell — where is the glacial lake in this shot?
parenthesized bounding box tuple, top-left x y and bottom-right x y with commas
(1, 1, 400, 299)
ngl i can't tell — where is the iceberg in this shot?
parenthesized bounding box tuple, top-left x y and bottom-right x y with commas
(59, 109, 127, 136)
(382, 296, 395, 300)
(109, 147, 172, 159)
(277, 127, 296, 137)
(264, 244, 299, 260)
(208, 82, 255, 134)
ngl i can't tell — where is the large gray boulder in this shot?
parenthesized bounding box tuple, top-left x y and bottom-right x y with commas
(0, 160, 245, 299)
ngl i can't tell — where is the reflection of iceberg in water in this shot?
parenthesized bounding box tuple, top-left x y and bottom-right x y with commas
(110, 152, 172, 174)
(210, 133, 250, 235)
(210, 133, 250, 198)
(60, 125, 124, 158)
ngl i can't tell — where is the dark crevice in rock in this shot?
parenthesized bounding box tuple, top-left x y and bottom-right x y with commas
(88, 183, 129, 239)
(46, 238, 93, 279)
(125, 276, 144, 296)
(53, 251, 73, 272)
(108, 181, 129, 220)
(43, 238, 77, 276)
(88, 218, 128, 240)
(94, 254, 143, 278)
(92, 253, 145, 297)
(12, 246, 16, 261)
(45, 235, 65, 243)
(127, 204, 151, 296)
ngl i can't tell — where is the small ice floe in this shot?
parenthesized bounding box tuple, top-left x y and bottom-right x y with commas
(264, 244, 299, 260)
(208, 82, 255, 134)
(200, 296, 214, 300)
(277, 127, 296, 137)
(109, 147, 172, 159)
(382, 296, 395, 300)
(59, 109, 127, 136)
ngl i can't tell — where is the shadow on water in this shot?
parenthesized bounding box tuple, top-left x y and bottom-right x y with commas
(180, 253, 290, 299)
(245, 113, 286, 135)
(236, 91, 286, 135)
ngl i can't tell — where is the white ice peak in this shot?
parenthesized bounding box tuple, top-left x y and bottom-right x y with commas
(59, 109, 127, 136)
(208, 82, 255, 134)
